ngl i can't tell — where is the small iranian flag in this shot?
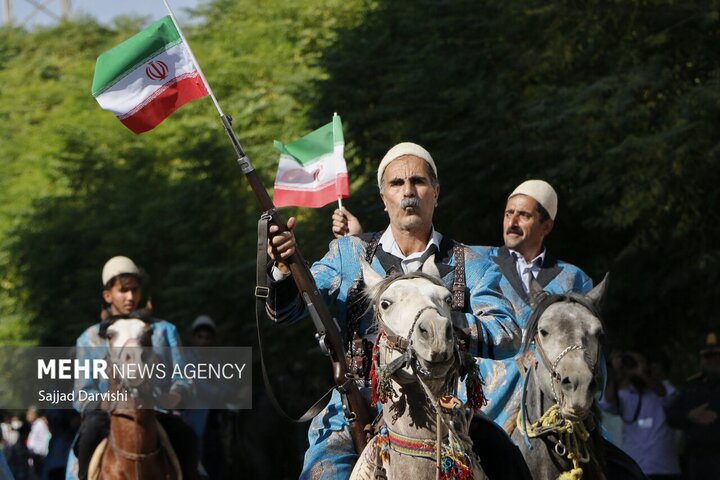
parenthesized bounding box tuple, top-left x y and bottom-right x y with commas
(273, 114, 350, 208)
(92, 16, 208, 134)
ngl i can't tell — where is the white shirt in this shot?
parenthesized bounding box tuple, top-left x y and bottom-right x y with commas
(378, 226, 442, 273)
(509, 248, 546, 293)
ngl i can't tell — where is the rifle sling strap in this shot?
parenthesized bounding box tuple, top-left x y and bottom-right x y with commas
(255, 211, 331, 423)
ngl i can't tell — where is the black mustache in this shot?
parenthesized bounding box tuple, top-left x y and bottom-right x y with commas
(506, 227, 523, 235)
(400, 198, 420, 209)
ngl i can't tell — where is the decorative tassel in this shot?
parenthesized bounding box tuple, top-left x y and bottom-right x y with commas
(370, 333, 396, 406)
(464, 356, 487, 411)
(370, 340, 380, 407)
(376, 427, 390, 464)
(439, 451, 474, 480)
(558, 467, 584, 480)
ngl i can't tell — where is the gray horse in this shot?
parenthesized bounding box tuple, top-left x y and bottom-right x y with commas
(511, 277, 607, 480)
(350, 256, 486, 480)
(512, 276, 647, 480)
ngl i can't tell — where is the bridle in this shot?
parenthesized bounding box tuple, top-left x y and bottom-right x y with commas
(375, 304, 447, 379)
(533, 335, 593, 406)
(103, 317, 155, 410)
(518, 293, 605, 452)
(369, 289, 480, 477)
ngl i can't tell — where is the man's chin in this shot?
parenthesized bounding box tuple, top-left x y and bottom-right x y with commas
(504, 236, 524, 249)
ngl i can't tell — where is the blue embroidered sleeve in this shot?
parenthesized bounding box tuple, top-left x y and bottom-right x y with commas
(466, 256, 521, 360)
(159, 322, 191, 398)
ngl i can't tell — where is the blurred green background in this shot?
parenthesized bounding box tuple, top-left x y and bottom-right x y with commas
(1, 0, 719, 475)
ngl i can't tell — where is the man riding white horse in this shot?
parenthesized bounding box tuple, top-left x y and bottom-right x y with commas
(266, 142, 522, 479)
(72, 256, 200, 480)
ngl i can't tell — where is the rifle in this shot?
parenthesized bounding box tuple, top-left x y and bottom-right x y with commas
(220, 114, 371, 453)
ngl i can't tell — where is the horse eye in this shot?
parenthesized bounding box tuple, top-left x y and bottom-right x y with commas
(106, 331, 115, 340)
(380, 299, 392, 310)
(539, 328, 549, 337)
(444, 295, 452, 305)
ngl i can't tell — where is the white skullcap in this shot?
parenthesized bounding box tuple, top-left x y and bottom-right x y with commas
(509, 179, 558, 220)
(102, 256, 140, 285)
(192, 315, 216, 332)
(377, 142, 437, 187)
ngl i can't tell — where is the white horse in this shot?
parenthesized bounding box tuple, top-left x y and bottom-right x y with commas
(350, 256, 486, 480)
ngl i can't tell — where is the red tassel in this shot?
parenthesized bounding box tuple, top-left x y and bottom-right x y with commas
(467, 373, 487, 411)
(370, 333, 382, 407)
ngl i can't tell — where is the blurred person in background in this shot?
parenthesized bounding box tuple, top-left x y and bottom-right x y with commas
(666, 330, 720, 480)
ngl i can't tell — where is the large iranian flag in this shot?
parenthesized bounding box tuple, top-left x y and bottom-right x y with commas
(273, 114, 350, 208)
(92, 16, 208, 134)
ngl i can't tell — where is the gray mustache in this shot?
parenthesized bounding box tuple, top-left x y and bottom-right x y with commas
(400, 198, 420, 209)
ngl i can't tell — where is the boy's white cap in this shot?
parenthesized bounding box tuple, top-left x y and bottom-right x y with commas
(377, 142, 437, 187)
(192, 315, 216, 332)
(509, 180, 558, 220)
(102, 256, 140, 285)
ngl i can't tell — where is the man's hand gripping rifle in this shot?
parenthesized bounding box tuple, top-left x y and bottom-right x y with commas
(221, 114, 371, 453)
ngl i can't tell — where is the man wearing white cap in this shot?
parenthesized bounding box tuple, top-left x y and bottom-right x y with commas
(72, 256, 200, 480)
(266, 142, 521, 479)
(476, 179, 593, 433)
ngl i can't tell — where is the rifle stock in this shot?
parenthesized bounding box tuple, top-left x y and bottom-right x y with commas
(220, 115, 371, 452)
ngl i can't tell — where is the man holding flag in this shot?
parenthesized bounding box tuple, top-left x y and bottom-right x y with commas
(266, 142, 521, 479)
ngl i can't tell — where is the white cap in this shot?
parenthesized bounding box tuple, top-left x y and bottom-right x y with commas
(102, 256, 140, 285)
(192, 315, 216, 332)
(377, 142, 437, 187)
(509, 179, 558, 220)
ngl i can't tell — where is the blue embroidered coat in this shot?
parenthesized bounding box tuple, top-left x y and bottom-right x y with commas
(474, 246, 592, 432)
(267, 233, 520, 480)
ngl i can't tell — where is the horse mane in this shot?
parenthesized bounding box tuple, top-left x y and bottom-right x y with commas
(364, 270, 445, 307)
(521, 292, 602, 354)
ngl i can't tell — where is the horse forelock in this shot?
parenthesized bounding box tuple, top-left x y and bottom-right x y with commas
(364, 271, 445, 313)
(521, 293, 603, 354)
(99, 310, 155, 339)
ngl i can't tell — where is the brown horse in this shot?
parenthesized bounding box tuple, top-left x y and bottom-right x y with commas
(92, 317, 181, 480)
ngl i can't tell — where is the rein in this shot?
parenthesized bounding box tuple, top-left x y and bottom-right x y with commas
(368, 293, 482, 479)
(370, 305, 438, 405)
(517, 294, 603, 479)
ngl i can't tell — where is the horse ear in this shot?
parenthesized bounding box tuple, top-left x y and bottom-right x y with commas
(361, 259, 383, 288)
(528, 277, 546, 309)
(586, 273, 609, 308)
(421, 254, 441, 279)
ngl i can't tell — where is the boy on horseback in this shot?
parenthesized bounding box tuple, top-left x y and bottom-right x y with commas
(73, 256, 200, 480)
(266, 142, 522, 479)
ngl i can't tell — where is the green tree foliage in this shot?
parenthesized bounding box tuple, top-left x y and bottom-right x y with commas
(0, 1, 366, 348)
(313, 0, 720, 362)
(0, 0, 718, 474)
(0, 0, 718, 406)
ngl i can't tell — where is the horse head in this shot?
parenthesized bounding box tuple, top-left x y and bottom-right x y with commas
(99, 310, 154, 394)
(362, 256, 456, 390)
(524, 275, 608, 422)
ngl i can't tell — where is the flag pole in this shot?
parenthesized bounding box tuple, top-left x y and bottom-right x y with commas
(332, 112, 344, 212)
(161, 0, 255, 179)
(158, 0, 370, 452)
(161, 0, 224, 117)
